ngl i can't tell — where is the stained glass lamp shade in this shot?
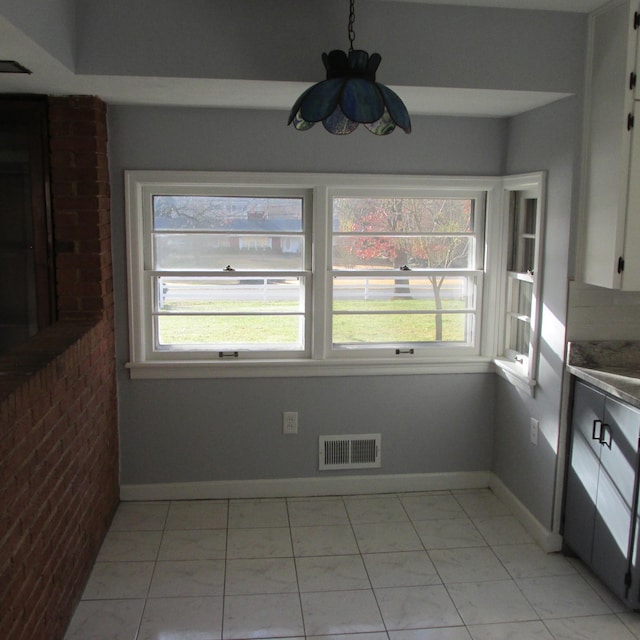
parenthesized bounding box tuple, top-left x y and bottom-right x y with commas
(288, 49, 411, 136)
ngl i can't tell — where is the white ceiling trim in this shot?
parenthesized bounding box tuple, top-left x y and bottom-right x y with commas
(0, 5, 577, 117)
(53, 76, 573, 118)
(378, 0, 609, 11)
(0, 14, 571, 118)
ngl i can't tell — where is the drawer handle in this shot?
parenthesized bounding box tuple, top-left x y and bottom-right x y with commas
(593, 420, 612, 449)
(592, 419, 603, 442)
(601, 424, 612, 449)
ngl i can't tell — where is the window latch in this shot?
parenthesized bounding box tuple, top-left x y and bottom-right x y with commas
(224, 264, 235, 271)
(395, 348, 415, 355)
(219, 351, 239, 358)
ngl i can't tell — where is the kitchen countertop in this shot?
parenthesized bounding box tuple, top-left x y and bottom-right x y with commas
(567, 341, 640, 409)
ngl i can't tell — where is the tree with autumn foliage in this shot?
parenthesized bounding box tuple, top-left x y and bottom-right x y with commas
(333, 197, 473, 340)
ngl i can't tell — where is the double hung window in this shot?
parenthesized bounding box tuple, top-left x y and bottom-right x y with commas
(148, 190, 310, 359)
(497, 174, 545, 390)
(329, 192, 483, 355)
(125, 171, 532, 378)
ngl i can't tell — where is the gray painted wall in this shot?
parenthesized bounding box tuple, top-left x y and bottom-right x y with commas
(119, 374, 496, 485)
(102, 3, 587, 529)
(109, 107, 504, 486)
(493, 96, 582, 529)
(0, 0, 76, 69)
(77, 0, 584, 94)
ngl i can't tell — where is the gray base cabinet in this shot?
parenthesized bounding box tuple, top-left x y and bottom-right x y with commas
(564, 380, 640, 606)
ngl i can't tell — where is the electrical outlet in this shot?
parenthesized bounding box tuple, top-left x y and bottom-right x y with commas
(530, 418, 539, 446)
(283, 411, 298, 434)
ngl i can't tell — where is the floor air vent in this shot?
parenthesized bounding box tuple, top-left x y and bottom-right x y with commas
(319, 434, 381, 470)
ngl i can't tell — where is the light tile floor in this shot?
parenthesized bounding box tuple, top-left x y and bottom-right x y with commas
(64, 489, 640, 640)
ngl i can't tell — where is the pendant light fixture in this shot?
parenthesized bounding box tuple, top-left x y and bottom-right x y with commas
(288, 0, 411, 135)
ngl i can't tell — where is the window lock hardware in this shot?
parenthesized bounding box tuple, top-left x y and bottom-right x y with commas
(395, 348, 415, 355)
(218, 351, 239, 358)
(399, 265, 411, 271)
(618, 256, 625, 274)
(224, 264, 235, 271)
(628, 113, 635, 131)
(631, 72, 638, 91)
(514, 356, 524, 364)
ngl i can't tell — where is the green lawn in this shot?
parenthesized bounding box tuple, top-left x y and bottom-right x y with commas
(157, 299, 470, 346)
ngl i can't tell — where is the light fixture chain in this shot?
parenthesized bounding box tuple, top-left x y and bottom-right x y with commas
(348, 0, 356, 52)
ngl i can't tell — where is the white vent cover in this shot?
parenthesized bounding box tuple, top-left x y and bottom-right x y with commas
(319, 434, 381, 470)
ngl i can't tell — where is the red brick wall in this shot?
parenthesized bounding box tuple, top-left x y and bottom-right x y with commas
(49, 96, 113, 322)
(0, 96, 118, 640)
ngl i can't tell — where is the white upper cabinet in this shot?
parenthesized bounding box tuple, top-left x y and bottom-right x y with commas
(580, 0, 640, 290)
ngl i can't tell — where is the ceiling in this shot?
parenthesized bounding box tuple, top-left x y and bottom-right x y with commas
(0, 0, 608, 117)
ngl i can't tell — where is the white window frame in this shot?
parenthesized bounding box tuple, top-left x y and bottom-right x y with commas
(493, 172, 546, 395)
(124, 171, 515, 379)
(324, 187, 486, 360)
(132, 182, 312, 361)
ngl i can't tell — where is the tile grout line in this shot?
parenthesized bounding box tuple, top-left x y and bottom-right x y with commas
(220, 497, 231, 640)
(285, 496, 307, 639)
(133, 500, 171, 640)
(346, 494, 389, 635)
(409, 490, 471, 631)
(358, 494, 390, 635)
(65, 491, 640, 640)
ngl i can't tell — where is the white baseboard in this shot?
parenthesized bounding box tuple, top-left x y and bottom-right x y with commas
(489, 473, 563, 553)
(120, 470, 563, 553)
(120, 471, 491, 501)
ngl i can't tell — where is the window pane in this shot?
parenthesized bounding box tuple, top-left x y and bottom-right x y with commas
(333, 313, 474, 345)
(507, 278, 532, 318)
(331, 194, 479, 351)
(333, 197, 474, 233)
(508, 196, 537, 273)
(333, 276, 476, 311)
(153, 196, 303, 232)
(154, 234, 304, 270)
(332, 236, 473, 269)
(518, 238, 536, 273)
(523, 198, 537, 234)
(508, 317, 530, 355)
(156, 314, 304, 349)
(517, 280, 533, 316)
(157, 276, 303, 313)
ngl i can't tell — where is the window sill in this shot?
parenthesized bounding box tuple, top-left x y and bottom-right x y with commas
(493, 357, 537, 396)
(126, 356, 495, 379)
(0, 320, 98, 402)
